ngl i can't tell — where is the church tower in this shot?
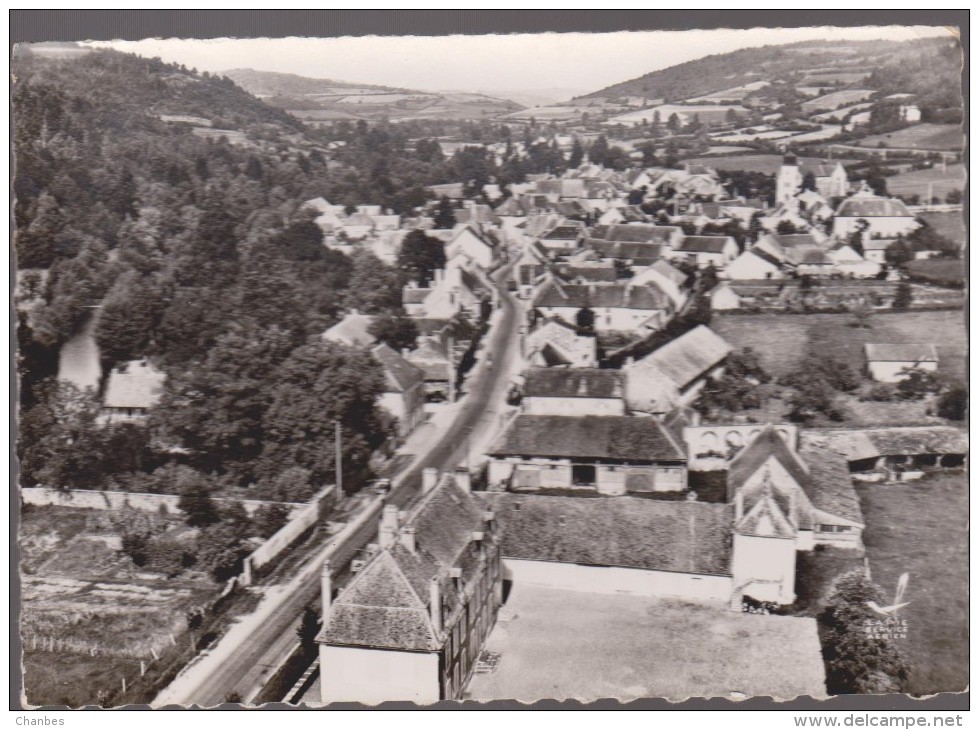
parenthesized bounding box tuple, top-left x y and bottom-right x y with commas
(776, 151, 802, 204)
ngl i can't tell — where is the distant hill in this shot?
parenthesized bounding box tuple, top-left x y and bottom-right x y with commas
(580, 37, 962, 119)
(226, 68, 523, 122)
(224, 68, 409, 97)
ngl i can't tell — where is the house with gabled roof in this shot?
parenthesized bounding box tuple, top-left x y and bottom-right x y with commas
(318, 470, 502, 703)
(446, 225, 500, 269)
(832, 185, 918, 239)
(532, 279, 673, 334)
(372, 343, 426, 435)
(864, 343, 939, 383)
(538, 221, 586, 255)
(406, 336, 454, 402)
(101, 360, 166, 423)
(487, 414, 687, 494)
(520, 368, 626, 417)
(668, 235, 739, 269)
(322, 310, 377, 348)
(625, 325, 732, 414)
(724, 247, 785, 281)
(589, 223, 684, 250)
(524, 318, 598, 368)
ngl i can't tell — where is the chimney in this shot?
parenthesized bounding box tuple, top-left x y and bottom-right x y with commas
(400, 526, 417, 553)
(429, 578, 443, 636)
(379, 504, 400, 549)
(321, 559, 333, 614)
(422, 467, 439, 493)
(454, 467, 471, 493)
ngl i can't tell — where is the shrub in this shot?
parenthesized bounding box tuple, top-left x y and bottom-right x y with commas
(936, 383, 967, 421)
(863, 383, 898, 402)
(896, 369, 941, 401)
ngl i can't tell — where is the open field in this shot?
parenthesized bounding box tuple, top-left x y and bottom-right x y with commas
(856, 474, 968, 696)
(919, 211, 966, 248)
(20, 506, 220, 707)
(800, 89, 874, 114)
(713, 310, 965, 381)
(680, 154, 858, 175)
(886, 163, 965, 200)
(464, 584, 826, 702)
(854, 124, 964, 152)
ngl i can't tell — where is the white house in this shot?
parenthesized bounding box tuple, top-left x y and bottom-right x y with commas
(667, 236, 739, 269)
(864, 344, 939, 383)
(521, 368, 626, 417)
(723, 248, 784, 281)
(372, 343, 426, 436)
(524, 318, 598, 368)
(832, 187, 919, 240)
(532, 279, 673, 335)
(318, 471, 502, 704)
(625, 325, 732, 414)
(446, 225, 500, 269)
(100, 360, 165, 423)
(776, 152, 803, 204)
(322, 311, 376, 348)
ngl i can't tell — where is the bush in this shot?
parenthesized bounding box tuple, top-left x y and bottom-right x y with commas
(817, 571, 909, 695)
(896, 369, 941, 401)
(862, 383, 898, 402)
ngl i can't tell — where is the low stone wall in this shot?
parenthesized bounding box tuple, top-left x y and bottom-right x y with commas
(20, 486, 304, 517)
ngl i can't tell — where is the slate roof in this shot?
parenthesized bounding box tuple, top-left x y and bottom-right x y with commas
(321, 474, 490, 652)
(489, 415, 685, 462)
(801, 427, 967, 462)
(630, 325, 732, 389)
(372, 343, 425, 393)
(543, 224, 585, 241)
(836, 196, 914, 218)
(864, 344, 939, 363)
(675, 236, 734, 254)
(587, 239, 664, 265)
(102, 360, 165, 410)
(553, 261, 618, 283)
(590, 224, 680, 244)
(786, 246, 833, 266)
(523, 368, 624, 400)
(769, 233, 823, 249)
(479, 493, 733, 576)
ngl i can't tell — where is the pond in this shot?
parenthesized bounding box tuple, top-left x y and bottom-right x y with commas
(57, 309, 101, 391)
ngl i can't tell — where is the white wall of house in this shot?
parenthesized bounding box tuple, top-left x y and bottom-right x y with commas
(867, 360, 938, 383)
(683, 424, 798, 470)
(488, 457, 684, 493)
(731, 534, 797, 604)
(536, 305, 664, 334)
(449, 229, 495, 269)
(724, 251, 783, 281)
(320, 645, 440, 704)
(523, 396, 626, 416)
(502, 558, 733, 602)
(710, 285, 743, 311)
(833, 217, 918, 239)
(813, 510, 863, 548)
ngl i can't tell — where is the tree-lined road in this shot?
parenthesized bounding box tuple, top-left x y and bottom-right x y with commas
(153, 260, 521, 707)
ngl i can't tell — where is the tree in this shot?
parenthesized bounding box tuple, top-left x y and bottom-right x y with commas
(666, 113, 681, 133)
(818, 571, 909, 695)
(297, 606, 321, 652)
(196, 521, 250, 582)
(588, 135, 609, 167)
(433, 196, 457, 230)
(272, 220, 326, 262)
(892, 280, 913, 309)
(575, 306, 595, 334)
(397, 229, 446, 286)
(896, 368, 941, 400)
(259, 341, 386, 485)
(776, 219, 801, 235)
(936, 382, 967, 421)
(786, 375, 845, 423)
(253, 503, 291, 538)
(178, 486, 220, 528)
(568, 138, 584, 168)
(95, 271, 164, 364)
(369, 311, 420, 352)
(801, 171, 817, 192)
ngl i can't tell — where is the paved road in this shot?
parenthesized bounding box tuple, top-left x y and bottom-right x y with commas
(153, 261, 521, 708)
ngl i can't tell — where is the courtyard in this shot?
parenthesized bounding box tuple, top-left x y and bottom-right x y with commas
(463, 583, 826, 703)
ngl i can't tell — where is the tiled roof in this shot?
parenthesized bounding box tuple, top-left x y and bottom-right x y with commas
(786, 246, 832, 266)
(864, 344, 939, 363)
(372, 343, 425, 393)
(651, 259, 688, 286)
(480, 493, 733, 576)
(796, 437, 865, 525)
(801, 427, 967, 461)
(675, 236, 733, 254)
(543, 224, 584, 240)
(102, 361, 165, 410)
(770, 233, 822, 249)
(630, 325, 731, 389)
(322, 312, 377, 347)
(489, 414, 685, 462)
(836, 196, 913, 218)
(727, 425, 810, 500)
(554, 262, 618, 283)
(590, 224, 680, 244)
(523, 368, 624, 400)
(322, 474, 490, 652)
(587, 239, 664, 265)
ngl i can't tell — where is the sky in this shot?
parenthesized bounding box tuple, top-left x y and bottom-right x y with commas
(87, 26, 951, 95)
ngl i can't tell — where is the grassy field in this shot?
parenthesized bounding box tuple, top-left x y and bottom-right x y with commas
(680, 154, 858, 175)
(713, 310, 966, 381)
(854, 124, 964, 151)
(465, 584, 827, 701)
(905, 258, 966, 288)
(856, 474, 968, 695)
(885, 164, 965, 200)
(19, 506, 220, 707)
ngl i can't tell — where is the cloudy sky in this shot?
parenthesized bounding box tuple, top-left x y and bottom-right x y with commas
(88, 25, 951, 94)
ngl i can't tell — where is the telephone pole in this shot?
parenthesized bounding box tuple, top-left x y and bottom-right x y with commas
(334, 418, 343, 507)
